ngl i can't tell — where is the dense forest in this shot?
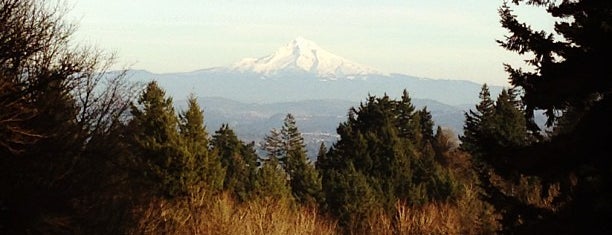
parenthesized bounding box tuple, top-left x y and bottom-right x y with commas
(1, 0, 610, 234)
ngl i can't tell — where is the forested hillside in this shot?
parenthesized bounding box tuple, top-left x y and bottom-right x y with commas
(1, 0, 610, 234)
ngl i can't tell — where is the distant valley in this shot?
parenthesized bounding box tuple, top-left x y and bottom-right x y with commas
(124, 38, 507, 157)
(173, 97, 470, 159)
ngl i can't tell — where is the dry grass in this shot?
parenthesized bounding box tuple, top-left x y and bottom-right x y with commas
(129, 192, 337, 235)
(363, 202, 466, 235)
(362, 184, 499, 235)
(128, 184, 499, 234)
(395, 202, 462, 234)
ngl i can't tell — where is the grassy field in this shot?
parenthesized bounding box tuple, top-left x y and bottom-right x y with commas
(129, 184, 499, 235)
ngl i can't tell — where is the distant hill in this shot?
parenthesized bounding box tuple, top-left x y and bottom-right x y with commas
(127, 70, 502, 107)
(125, 37, 504, 106)
(122, 37, 508, 158)
(174, 97, 468, 159)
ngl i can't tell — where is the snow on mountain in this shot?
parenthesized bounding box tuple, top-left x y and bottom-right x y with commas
(125, 37, 504, 106)
(230, 37, 384, 80)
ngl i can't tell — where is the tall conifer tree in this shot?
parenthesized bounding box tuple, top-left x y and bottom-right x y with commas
(255, 155, 293, 201)
(460, 84, 495, 156)
(320, 93, 458, 229)
(261, 114, 322, 204)
(483, 0, 612, 232)
(128, 81, 187, 198)
(461, 87, 535, 231)
(211, 124, 258, 201)
(179, 95, 225, 193)
(283, 114, 322, 205)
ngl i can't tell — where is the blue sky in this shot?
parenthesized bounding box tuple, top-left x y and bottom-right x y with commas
(61, 0, 554, 86)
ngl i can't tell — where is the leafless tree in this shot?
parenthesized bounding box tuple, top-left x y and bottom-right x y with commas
(0, 0, 137, 155)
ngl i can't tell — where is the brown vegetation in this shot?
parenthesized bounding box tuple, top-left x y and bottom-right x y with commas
(362, 185, 499, 235)
(126, 181, 500, 235)
(129, 192, 337, 235)
(4, 0, 607, 233)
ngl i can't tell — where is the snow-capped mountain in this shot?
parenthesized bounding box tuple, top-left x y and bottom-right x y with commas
(123, 37, 507, 157)
(230, 37, 383, 80)
(126, 37, 504, 106)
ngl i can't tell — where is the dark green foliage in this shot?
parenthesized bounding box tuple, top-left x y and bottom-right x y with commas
(461, 86, 536, 231)
(491, 89, 528, 148)
(460, 84, 496, 157)
(317, 142, 327, 163)
(15, 0, 612, 233)
(281, 113, 305, 171)
(128, 81, 191, 198)
(475, 0, 612, 232)
(287, 160, 323, 205)
(324, 163, 379, 231)
(499, 0, 612, 128)
(179, 95, 225, 193)
(319, 91, 460, 228)
(283, 114, 323, 204)
(261, 114, 323, 205)
(462, 86, 529, 157)
(416, 107, 435, 147)
(211, 124, 259, 201)
(397, 90, 417, 139)
(254, 156, 293, 200)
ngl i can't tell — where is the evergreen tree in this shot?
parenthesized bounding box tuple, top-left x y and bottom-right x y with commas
(178, 95, 225, 194)
(462, 88, 529, 158)
(261, 114, 323, 205)
(397, 89, 417, 139)
(484, 1, 612, 232)
(460, 84, 495, 156)
(284, 114, 323, 205)
(128, 81, 189, 198)
(416, 107, 435, 146)
(324, 163, 379, 231)
(461, 87, 557, 232)
(316, 142, 327, 163)
(280, 113, 304, 172)
(211, 124, 258, 201)
(262, 128, 284, 160)
(492, 89, 529, 148)
(254, 155, 293, 201)
(320, 93, 459, 229)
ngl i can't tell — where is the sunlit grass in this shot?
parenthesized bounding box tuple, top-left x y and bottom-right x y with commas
(130, 192, 337, 235)
(129, 184, 500, 234)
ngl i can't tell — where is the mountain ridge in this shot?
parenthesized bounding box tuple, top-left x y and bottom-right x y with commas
(174, 96, 467, 159)
(120, 38, 511, 157)
(229, 37, 383, 80)
(124, 37, 505, 106)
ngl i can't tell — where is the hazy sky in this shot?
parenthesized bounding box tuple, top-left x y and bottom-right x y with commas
(61, 0, 554, 86)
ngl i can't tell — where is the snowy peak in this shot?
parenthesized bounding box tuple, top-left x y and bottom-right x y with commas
(231, 37, 383, 79)
(288, 36, 323, 52)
